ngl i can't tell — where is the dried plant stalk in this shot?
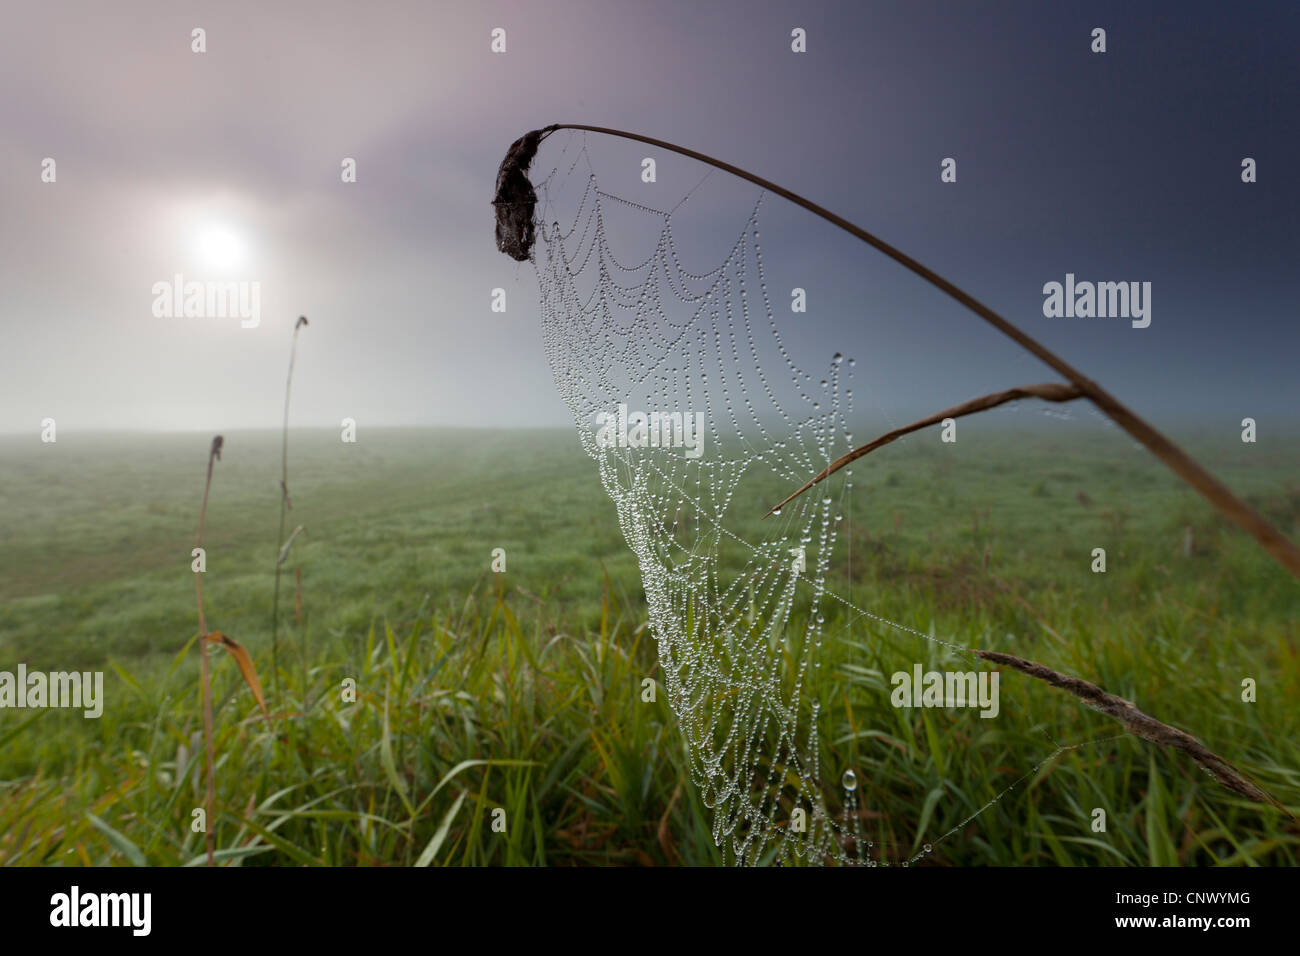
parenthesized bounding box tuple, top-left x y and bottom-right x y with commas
(272, 316, 308, 698)
(975, 649, 1293, 817)
(765, 383, 1083, 516)
(495, 124, 1300, 581)
(193, 435, 222, 867)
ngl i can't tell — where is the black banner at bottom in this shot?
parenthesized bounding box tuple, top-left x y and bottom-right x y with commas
(0, 865, 1280, 942)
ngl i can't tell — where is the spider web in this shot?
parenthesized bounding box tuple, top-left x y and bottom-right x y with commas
(525, 131, 1109, 866)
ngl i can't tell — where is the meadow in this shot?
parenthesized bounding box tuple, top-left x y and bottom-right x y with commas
(0, 421, 1297, 866)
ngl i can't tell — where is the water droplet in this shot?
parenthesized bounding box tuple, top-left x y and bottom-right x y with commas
(832, 352, 843, 364)
(841, 769, 857, 791)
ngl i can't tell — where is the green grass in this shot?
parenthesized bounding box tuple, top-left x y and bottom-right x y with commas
(0, 423, 1296, 866)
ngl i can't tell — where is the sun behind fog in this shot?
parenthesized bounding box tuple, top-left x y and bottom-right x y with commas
(194, 224, 246, 271)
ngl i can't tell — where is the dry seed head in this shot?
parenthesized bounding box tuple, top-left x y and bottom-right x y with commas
(492, 127, 552, 261)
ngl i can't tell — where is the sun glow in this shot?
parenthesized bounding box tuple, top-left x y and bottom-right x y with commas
(194, 224, 246, 271)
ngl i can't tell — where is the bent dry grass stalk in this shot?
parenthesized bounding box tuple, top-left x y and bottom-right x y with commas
(493, 123, 1300, 581)
(765, 383, 1085, 516)
(493, 124, 1299, 815)
(973, 650, 1295, 820)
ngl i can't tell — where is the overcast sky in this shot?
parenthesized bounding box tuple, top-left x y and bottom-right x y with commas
(1, 0, 1296, 435)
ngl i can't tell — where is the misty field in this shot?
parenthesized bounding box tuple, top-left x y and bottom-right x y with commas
(1, 425, 1297, 865)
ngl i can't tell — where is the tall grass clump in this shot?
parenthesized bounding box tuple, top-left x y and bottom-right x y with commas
(3, 561, 1295, 866)
(2, 430, 1295, 866)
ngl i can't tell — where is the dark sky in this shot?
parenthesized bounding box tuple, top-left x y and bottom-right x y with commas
(1, 0, 1296, 435)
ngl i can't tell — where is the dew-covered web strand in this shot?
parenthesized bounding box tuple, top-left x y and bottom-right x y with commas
(538, 138, 953, 863)
(529, 134, 1129, 865)
(623, 430, 1141, 863)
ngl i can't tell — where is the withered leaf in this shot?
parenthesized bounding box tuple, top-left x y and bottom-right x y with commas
(206, 631, 270, 719)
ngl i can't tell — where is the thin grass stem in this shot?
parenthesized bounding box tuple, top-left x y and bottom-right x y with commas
(194, 434, 222, 867)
